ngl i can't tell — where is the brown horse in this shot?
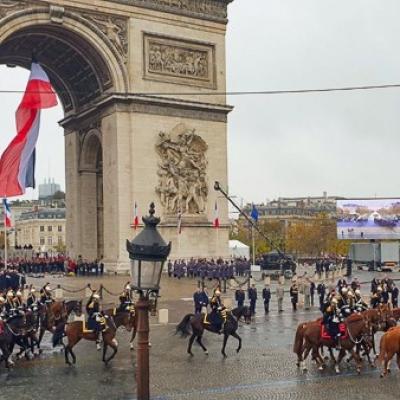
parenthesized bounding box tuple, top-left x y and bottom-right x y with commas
(38, 300, 82, 347)
(377, 326, 400, 377)
(103, 308, 137, 349)
(298, 313, 371, 374)
(176, 306, 251, 358)
(63, 312, 129, 365)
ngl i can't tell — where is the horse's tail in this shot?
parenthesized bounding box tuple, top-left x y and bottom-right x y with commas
(176, 314, 194, 337)
(293, 323, 306, 354)
(52, 321, 66, 348)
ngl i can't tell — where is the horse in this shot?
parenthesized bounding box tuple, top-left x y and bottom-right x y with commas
(0, 315, 30, 368)
(176, 306, 251, 357)
(103, 307, 137, 350)
(63, 311, 131, 365)
(300, 313, 372, 374)
(38, 300, 82, 347)
(377, 326, 400, 377)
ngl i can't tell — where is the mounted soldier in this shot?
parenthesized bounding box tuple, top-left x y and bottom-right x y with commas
(371, 286, 383, 308)
(337, 287, 352, 318)
(117, 284, 133, 312)
(86, 291, 106, 350)
(354, 289, 368, 313)
(0, 295, 6, 320)
(323, 297, 342, 349)
(27, 287, 38, 308)
(4, 290, 17, 318)
(40, 283, 54, 306)
(208, 288, 225, 333)
(13, 290, 25, 315)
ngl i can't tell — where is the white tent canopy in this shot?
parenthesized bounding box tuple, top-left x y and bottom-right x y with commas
(229, 240, 250, 259)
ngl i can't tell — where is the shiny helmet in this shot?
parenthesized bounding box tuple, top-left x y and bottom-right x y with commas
(341, 287, 348, 296)
(214, 289, 221, 296)
(45, 285, 51, 292)
(6, 290, 14, 298)
(0, 296, 5, 304)
(377, 286, 383, 292)
(92, 293, 100, 300)
(347, 289, 355, 298)
(354, 289, 361, 297)
(30, 287, 36, 294)
(16, 290, 22, 297)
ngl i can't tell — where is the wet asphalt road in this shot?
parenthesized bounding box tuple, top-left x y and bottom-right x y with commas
(1, 270, 400, 400)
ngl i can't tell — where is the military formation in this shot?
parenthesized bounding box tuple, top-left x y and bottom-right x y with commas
(168, 258, 250, 280)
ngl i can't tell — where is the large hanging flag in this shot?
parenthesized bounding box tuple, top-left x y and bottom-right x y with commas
(0, 62, 58, 197)
(133, 201, 139, 229)
(3, 198, 12, 228)
(213, 200, 220, 228)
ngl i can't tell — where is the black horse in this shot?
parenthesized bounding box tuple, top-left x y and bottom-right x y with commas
(0, 315, 29, 368)
(176, 306, 252, 357)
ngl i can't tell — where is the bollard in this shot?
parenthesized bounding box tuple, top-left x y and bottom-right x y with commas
(158, 309, 168, 324)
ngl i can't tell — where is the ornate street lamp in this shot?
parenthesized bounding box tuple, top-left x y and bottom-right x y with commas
(126, 202, 171, 400)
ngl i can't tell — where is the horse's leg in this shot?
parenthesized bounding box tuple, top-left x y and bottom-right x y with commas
(187, 333, 196, 356)
(196, 335, 208, 355)
(221, 333, 228, 358)
(102, 343, 108, 363)
(335, 348, 346, 374)
(104, 338, 118, 364)
(328, 347, 336, 363)
(350, 347, 362, 374)
(231, 331, 242, 353)
(130, 327, 137, 351)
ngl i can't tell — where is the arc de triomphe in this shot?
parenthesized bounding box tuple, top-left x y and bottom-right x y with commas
(0, 0, 233, 272)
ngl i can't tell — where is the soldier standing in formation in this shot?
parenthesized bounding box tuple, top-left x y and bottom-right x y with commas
(262, 284, 271, 314)
(248, 284, 257, 315)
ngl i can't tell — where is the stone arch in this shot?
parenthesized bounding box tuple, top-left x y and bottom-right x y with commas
(78, 130, 104, 260)
(0, 7, 128, 113)
(79, 129, 103, 172)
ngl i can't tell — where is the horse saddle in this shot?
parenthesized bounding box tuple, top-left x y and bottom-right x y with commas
(320, 323, 347, 340)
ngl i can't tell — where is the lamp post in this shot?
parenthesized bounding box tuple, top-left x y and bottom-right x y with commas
(126, 202, 171, 400)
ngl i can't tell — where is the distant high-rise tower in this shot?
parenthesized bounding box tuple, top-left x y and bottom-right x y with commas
(38, 178, 61, 199)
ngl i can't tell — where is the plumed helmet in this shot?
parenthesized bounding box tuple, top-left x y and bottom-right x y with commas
(377, 286, 383, 292)
(341, 287, 348, 295)
(331, 297, 338, 305)
(16, 290, 22, 297)
(355, 289, 361, 296)
(0, 296, 5, 304)
(93, 293, 100, 300)
(347, 289, 354, 297)
(215, 290, 221, 296)
(45, 285, 51, 291)
(6, 290, 13, 298)
(30, 287, 36, 293)
(125, 284, 130, 291)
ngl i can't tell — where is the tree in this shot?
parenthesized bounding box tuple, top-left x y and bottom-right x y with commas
(52, 190, 65, 200)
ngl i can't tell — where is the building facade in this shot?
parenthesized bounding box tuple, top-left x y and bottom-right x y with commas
(39, 178, 61, 199)
(15, 208, 66, 253)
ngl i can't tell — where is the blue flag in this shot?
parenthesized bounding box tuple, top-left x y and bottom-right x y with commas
(251, 204, 259, 222)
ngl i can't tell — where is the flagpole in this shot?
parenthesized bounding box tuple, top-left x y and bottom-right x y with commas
(3, 199, 7, 269)
(251, 225, 255, 266)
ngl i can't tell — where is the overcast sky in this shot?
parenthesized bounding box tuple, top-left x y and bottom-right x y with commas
(1, 0, 400, 203)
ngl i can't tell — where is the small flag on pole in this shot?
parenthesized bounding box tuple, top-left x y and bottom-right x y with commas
(133, 202, 139, 229)
(177, 210, 182, 234)
(3, 199, 12, 228)
(251, 204, 259, 222)
(213, 200, 220, 228)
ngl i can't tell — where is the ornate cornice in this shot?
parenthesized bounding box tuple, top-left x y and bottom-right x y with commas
(106, 0, 233, 23)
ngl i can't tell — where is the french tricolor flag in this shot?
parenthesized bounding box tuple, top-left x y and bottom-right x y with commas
(3, 199, 12, 228)
(213, 200, 220, 228)
(133, 201, 139, 229)
(0, 62, 57, 197)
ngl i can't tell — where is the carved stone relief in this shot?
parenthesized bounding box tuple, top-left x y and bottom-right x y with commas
(109, 0, 230, 22)
(0, 0, 26, 19)
(144, 33, 215, 88)
(83, 13, 128, 60)
(156, 123, 208, 215)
